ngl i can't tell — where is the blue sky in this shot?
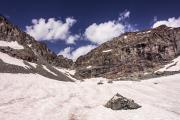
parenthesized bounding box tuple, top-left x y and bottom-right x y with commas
(1, 0, 180, 60)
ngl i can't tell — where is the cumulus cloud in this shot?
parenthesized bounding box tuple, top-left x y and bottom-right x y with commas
(152, 17, 180, 28)
(58, 45, 97, 61)
(26, 17, 79, 44)
(84, 21, 125, 44)
(84, 10, 135, 44)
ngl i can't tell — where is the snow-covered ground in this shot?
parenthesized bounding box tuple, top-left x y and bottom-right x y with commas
(0, 73, 180, 120)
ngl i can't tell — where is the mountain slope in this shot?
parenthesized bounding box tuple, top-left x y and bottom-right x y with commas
(0, 16, 75, 81)
(75, 25, 180, 79)
(0, 16, 73, 68)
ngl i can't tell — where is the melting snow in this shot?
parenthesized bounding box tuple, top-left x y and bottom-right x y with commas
(0, 51, 38, 69)
(156, 56, 180, 72)
(28, 44, 32, 48)
(124, 36, 127, 39)
(146, 30, 151, 33)
(102, 49, 112, 53)
(0, 41, 24, 49)
(0, 52, 28, 68)
(54, 67, 76, 80)
(43, 65, 57, 76)
(0, 73, 180, 120)
(87, 66, 92, 69)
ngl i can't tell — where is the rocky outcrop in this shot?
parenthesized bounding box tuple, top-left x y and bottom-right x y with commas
(52, 55, 73, 68)
(105, 93, 141, 110)
(75, 25, 180, 79)
(0, 16, 73, 68)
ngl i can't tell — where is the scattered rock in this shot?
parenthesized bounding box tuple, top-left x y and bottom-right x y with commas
(97, 81, 104, 85)
(107, 80, 113, 83)
(105, 93, 141, 110)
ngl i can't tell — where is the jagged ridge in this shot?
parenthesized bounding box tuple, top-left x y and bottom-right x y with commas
(75, 25, 180, 79)
(0, 16, 73, 68)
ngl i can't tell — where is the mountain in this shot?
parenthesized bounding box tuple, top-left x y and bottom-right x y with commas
(0, 16, 73, 68)
(75, 25, 180, 79)
(0, 16, 74, 81)
(0, 16, 180, 120)
(1, 15, 180, 81)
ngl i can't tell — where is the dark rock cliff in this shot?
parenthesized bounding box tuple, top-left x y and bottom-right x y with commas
(75, 25, 180, 79)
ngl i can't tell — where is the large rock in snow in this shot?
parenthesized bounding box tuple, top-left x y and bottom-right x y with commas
(105, 93, 141, 110)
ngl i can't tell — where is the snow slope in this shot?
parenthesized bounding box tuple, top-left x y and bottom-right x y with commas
(0, 41, 24, 49)
(0, 73, 180, 120)
(0, 52, 29, 68)
(157, 56, 180, 72)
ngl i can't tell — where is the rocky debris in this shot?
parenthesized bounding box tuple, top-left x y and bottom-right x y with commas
(0, 59, 33, 73)
(0, 58, 73, 82)
(52, 55, 73, 68)
(75, 25, 180, 79)
(0, 15, 73, 68)
(97, 80, 104, 85)
(105, 93, 141, 110)
(0, 46, 37, 62)
(107, 80, 113, 83)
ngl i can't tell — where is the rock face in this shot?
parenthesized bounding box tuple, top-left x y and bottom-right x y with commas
(52, 55, 73, 68)
(105, 93, 141, 110)
(0, 16, 73, 68)
(75, 25, 180, 79)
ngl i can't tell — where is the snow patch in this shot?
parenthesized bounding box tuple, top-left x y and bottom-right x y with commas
(54, 67, 76, 80)
(146, 30, 151, 33)
(0, 51, 38, 69)
(28, 62, 37, 68)
(156, 56, 180, 72)
(102, 49, 112, 53)
(87, 66, 92, 69)
(43, 65, 57, 76)
(124, 36, 127, 39)
(0, 52, 27, 68)
(28, 44, 32, 48)
(0, 41, 24, 49)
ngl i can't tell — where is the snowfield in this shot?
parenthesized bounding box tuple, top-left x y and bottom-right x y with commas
(0, 73, 180, 120)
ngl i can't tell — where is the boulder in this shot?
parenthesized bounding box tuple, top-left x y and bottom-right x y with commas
(105, 93, 141, 110)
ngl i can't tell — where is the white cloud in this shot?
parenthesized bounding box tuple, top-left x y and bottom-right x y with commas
(85, 21, 125, 44)
(58, 45, 97, 61)
(84, 10, 134, 44)
(26, 17, 79, 44)
(66, 35, 80, 44)
(152, 17, 180, 28)
(118, 10, 130, 21)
